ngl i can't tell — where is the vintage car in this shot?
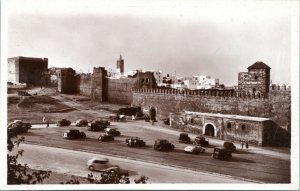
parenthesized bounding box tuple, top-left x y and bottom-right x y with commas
(193, 136, 209, 147)
(109, 114, 125, 121)
(56, 119, 71, 126)
(87, 158, 128, 175)
(223, 141, 237, 152)
(105, 128, 121, 136)
(184, 145, 205, 154)
(117, 106, 142, 116)
(88, 120, 109, 131)
(162, 118, 170, 125)
(126, 137, 146, 147)
(154, 139, 175, 151)
(63, 129, 86, 140)
(98, 134, 114, 142)
(178, 133, 191, 143)
(7, 120, 31, 135)
(75, 119, 88, 127)
(212, 147, 232, 160)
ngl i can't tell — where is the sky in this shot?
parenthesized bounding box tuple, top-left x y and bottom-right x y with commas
(5, 0, 296, 85)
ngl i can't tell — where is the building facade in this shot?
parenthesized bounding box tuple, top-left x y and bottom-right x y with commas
(238, 61, 271, 94)
(7, 56, 48, 85)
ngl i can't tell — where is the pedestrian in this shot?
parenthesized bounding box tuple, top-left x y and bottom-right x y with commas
(46, 120, 49, 128)
(246, 141, 249, 149)
(42, 115, 46, 123)
(241, 141, 244, 149)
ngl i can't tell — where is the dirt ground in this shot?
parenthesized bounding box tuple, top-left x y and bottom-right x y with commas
(7, 87, 127, 123)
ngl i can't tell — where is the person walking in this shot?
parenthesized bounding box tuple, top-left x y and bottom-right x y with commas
(246, 141, 249, 149)
(241, 141, 244, 149)
(42, 115, 46, 123)
(46, 120, 49, 128)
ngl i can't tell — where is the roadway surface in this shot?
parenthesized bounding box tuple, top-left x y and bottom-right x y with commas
(14, 144, 251, 183)
(20, 120, 290, 183)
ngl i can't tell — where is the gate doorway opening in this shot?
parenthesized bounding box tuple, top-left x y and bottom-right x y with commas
(150, 107, 156, 121)
(205, 124, 215, 137)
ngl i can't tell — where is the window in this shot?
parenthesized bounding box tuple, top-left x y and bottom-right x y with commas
(190, 118, 194, 124)
(241, 124, 246, 130)
(253, 88, 256, 92)
(141, 79, 145, 83)
(227, 123, 231, 129)
(146, 78, 149, 83)
(254, 75, 258, 80)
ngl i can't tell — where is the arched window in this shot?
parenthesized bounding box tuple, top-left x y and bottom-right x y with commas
(254, 75, 258, 80)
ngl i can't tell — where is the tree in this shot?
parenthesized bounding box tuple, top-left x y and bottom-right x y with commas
(7, 131, 52, 184)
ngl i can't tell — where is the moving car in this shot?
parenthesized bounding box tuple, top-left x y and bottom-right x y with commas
(223, 141, 236, 152)
(57, 119, 71, 126)
(178, 133, 191, 143)
(75, 119, 88, 127)
(87, 158, 127, 175)
(98, 134, 114, 142)
(126, 137, 146, 147)
(105, 128, 121, 136)
(193, 136, 209, 147)
(212, 147, 232, 160)
(154, 139, 175, 151)
(184, 145, 205, 154)
(7, 120, 31, 135)
(63, 129, 86, 140)
(88, 120, 109, 131)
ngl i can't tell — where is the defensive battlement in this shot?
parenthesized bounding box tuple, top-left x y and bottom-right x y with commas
(93, 67, 106, 74)
(132, 88, 269, 99)
(269, 84, 291, 92)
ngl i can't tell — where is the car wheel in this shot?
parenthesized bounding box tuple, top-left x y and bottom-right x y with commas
(89, 166, 95, 171)
(212, 154, 217, 159)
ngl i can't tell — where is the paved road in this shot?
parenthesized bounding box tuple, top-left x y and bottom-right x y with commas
(13, 144, 253, 183)
(31, 121, 290, 161)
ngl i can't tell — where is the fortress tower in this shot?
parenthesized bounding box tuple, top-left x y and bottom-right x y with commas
(238, 61, 271, 94)
(116, 54, 124, 75)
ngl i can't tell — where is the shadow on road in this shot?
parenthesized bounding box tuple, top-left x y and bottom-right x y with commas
(230, 157, 256, 163)
(234, 150, 255, 154)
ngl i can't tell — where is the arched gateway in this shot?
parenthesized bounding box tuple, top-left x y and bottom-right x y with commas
(203, 123, 217, 137)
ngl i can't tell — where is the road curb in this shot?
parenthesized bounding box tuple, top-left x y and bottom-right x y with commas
(24, 141, 264, 184)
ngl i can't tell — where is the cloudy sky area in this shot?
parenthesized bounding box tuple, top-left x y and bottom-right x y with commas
(6, 0, 295, 85)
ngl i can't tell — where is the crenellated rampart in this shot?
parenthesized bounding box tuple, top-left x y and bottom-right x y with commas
(132, 86, 291, 130)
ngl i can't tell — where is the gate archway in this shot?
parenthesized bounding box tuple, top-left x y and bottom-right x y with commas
(149, 107, 156, 121)
(203, 123, 217, 137)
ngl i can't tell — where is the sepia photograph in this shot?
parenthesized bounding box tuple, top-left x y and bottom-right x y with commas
(1, 0, 299, 190)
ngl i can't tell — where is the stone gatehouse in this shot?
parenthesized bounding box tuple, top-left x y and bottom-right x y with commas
(170, 111, 289, 146)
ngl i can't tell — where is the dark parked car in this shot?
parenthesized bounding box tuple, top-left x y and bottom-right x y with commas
(212, 147, 232, 160)
(98, 134, 114, 142)
(57, 119, 71, 126)
(75, 119, 88, 127)
(117, 106, 142, 116)
(223, 141, 236, 152)
(88, 120, 109, 131)
(105, 128, 121, 136)
(126, 137, 146, 147)
(162, 118, 170, 125)
(154, 139, 175, 151)
(8, 120, 31, 135)
(178, 133, 191, 143)
(193, 136, 209, 147)
(63, 129, 86, 140)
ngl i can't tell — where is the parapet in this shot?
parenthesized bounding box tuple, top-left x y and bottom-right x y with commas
(132, 88, 269, 99)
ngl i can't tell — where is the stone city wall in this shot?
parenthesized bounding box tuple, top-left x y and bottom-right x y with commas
(132, 86, 291, 129)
